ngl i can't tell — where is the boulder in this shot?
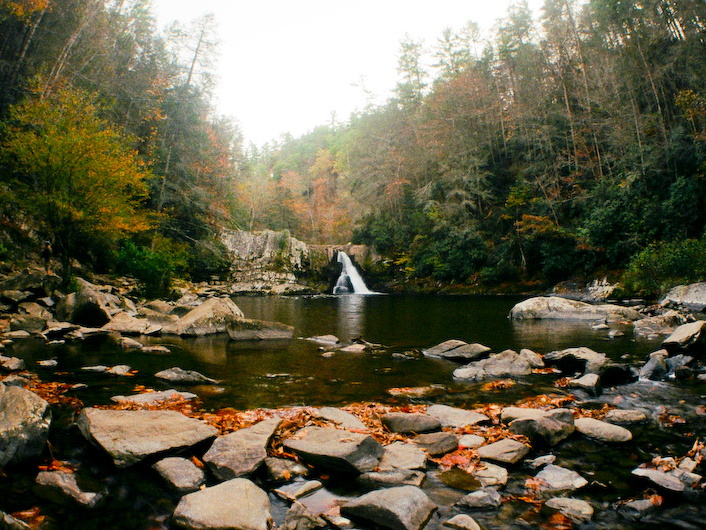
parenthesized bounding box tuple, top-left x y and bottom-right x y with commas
(616, 499, 659, 521)
(519, 348, 545, 368)
(56, 278, 121, 327)
(357, 469, 426, 489)
(458, 435, 485, 449)
(543, 347, 607, 374)
(1, 355, 26, 372)
(162, 297, 245, 336)
(423, 340, 491, 363)
(476, 438, 530, 465)
(0, 511, 30, 530)
(509, 296, 643, 322)
(663, 320, 706, 354)
(508, 415, 575, 446)
(456, 487, 502, 509)
(341, 486, 436, 530)
(34, 470, 106, 508)
(312, 407, 367, 431)
(661, 282, 706, 312)
(472, 461, 508, 487)
(603, 409, 648, 425)
(545, 498, 593, 523)
(426, 404, 488, 428)
(381, 413, 441, 434)
(379, 442, 428, 471)
(283, 426, 384, 474)
(273, 479, 323, 501)
(568, 373, 602, 396)
(10, 314, 47, 333)
(639, 350, 668, 381)
(226, 318, 294, 340)
(152, 456, 206, 493)
(574, 417, 632, 442)
(77, 408, 217, 468)
(155, 366, 218, 385)
(203, 418, 282, 480)
(533, 464, 588, 493)
(0, 268, 60, 295)
(634, 311, 688, 337)
(453, 349, 532, 381)
(442, 514, 481, 530)
(173, 478, 272, 530)
(101, 312, 162, 335)
(0, 384, 51, 467)
(631, 467, 686, 492)
(412, 432, 459, 456)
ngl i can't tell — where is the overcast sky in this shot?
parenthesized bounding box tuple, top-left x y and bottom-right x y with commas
(151, 0, 544, 146)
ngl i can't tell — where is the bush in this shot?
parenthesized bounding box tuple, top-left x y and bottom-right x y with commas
(622, 238, 706, 296)
(114, 238, 189, 298)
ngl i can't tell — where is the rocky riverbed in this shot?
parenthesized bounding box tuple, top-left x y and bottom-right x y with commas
(1, 269, 706, 529)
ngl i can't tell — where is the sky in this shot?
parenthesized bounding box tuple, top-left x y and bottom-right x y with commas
(151, 0, 544, 146)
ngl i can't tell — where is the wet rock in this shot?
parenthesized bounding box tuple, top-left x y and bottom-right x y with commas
(634, 311, 688, 337)
(631, 468, 686, 492)
(423, 340, 491, 363)
(283, 426, 384, 474)
(533, 464, 588, 493)
(456, 487, 502, 510)
(661, 282, 706, 312)
(307, 335, 340, 346)
(102, 312, 162, 335)
(162, 297, 245, 336)
(312, 407, 367, 431)
(442, 514, 481, 530)
(543, 346, 607, 374)
(140, 345, 171, 355)
(155, 366, 218, 384)
(77, 408, 217, 468)
(274, 479, 324, 501)
(265, 457, 309, 482)
(545, 497, 593, 523)
(340, 486, 436, 530)
(604, 409, 648, 425)
(471, 462, 508, 487)
(110, 389, 197, 405)
(519, 348, 544, 368)
(426, 404, 488, 428)
(34, 470, 106, 508)
(173, 478, 272, 530)
(381, 413, 441, 434)
(508, 414, 575, 446)
(568, 373, 602, 396)
(340, 343, 368, 353)
(0, 355, 26, 371)
(458, 435, 485, 449)
(0, 384, 51, 467)
(412, 432, 459, 456)
(509, 296, 643, 322)
(81, 365, 108, 373)
(0, 511, 30, 529)
(106, 365, 132, 376)
(203, 417, 281, 480)
(616, 498, 659, 521)
(357, 469, 426, 489)
(663, 320, 706, 354)
(666, 354, 695, 379)
(575, 417, 632, 442)
(152, 456, 206, 493)
(226, 317, 294, 341)
(380, 442, 427, 470)
(453, 350, 532, 381)
(526, 455, 557, 469)
(279, 501, 328, 530)
(476, 438, 530, 465)
(640, 350, 669, 381)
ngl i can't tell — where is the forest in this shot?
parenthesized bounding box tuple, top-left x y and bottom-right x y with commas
(1, 0, 705, 296)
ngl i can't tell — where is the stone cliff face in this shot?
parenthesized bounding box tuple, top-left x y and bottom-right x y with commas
(220, 230, 379, 294)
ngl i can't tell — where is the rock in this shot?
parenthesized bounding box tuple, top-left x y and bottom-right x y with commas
(476, 438, 530, 465)
(640, 350, 669, 381)
(663, 320, 706, 354)
(10, 314, 47, 333)
(568, 373, 602, 396)
(509, 296, 643, 322)
(600, 362, 638, 386)
(616, 499, 659, 520)
(1, 374, 31, 388)
(264, 457, 309, 482)
(173, 478, 272, 530)
(0, 511, 30, 530)
(634, 311, 688, 337)
(543, 346, 607, 374)
(340, 343, 368, 353)
(357, 469, 426, 489)
(500, 407, 547, 423)
(661, 282, 706, 312)
(312, 407, 368, 431)
(162, 297, 244, 336)
(456, 487, 502, 509)
(152, 456, 206, 493)
(42, 322, 80, 340)
(279, 501, 328, 530)
(666, 354, 695, 379)
(110, 389, 197, 404)
(426, 404, 488, 428)
(1, 290, 32, 304)
(527, 455, 557, 469)
(381, 413, 441, 434)
(226, 317, 294, 340)
(116, 336, 143, 350)
(102, 312, 162, 335)
(307, 335, 340, 346)
(274, 479, 324, 501)
(519, 348, 545, 368)
(603, 409, 648, 425)
(379, 442, 427, 471)
(34, 470, 106, 508)
(140, 345, 171, 355)
(144, 300, 174, 314)
(575, 417, 632, 442)
(508, 415, 575, 446)
(442, 514, 481, 530)
(106, 365, 132, 376)
(423, 340, 491, 362)
(0, 355, 26, 371)
(453, 350, 532, 381)
(203, 418, 282, 480)
(458, 435, 485, 449)
(631, 467, 686, 492)
(0, 268, 60, 294)
(471, 462, 508, 487)
(155, 366, 218, 384)
(3, 330, 30, 340)
(341, 486, 436, 530)
(412, 432, 459, 456)
(533, 464, 588, 493)
(0, 384, 51, 467)
(669, 467, 702, 487)
(56, 278, 121, 326)
(77, 408, 217, 468)
(283, 426, 384, 474)
(545, 498, 593, 523)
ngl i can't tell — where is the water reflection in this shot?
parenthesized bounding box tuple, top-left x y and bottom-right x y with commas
(336, 294, 367, 339)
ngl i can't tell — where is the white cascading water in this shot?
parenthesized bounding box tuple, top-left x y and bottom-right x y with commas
(334, 251, 374, 294)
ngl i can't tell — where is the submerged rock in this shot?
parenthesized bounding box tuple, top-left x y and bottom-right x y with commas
(0, 384, 51, 467)
(341, 486, 436, 530)
(509, 296, 643, 322)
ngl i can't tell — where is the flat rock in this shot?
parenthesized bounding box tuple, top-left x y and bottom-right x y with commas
(379, 442, 428, 470)
(101, 312, 162, 335)
(357, 469, 426, 489)
(173, 478, 272, 530)
(110, 389, 197, 405)
(427, 404, 488, 428)
(283, 426, 384, 474)
(77, 408, 217, 468)
(155, 366, 218, 384)
(631, 467, 686, 492)
(0, 355, 26, 371)
(381, 413, 441, 434)
(313, 407, 367, 431)
(152, 456, 206, 493)
(458, 435, 485, 449)
(456, 487, 502, 509)
(34, 470, 106, 508)
(500, 407, 547, 423)
(510, 296, 643, 322)
(604, 409, 648, 425)
(274, 479, 324, 501)
(442, 514, 481, 530)
(226, 317, 294, 340)
(663, 320, 706, 354)
(575, 417, 632, 442)
(568, 373, 602, 396)
(476, 438, 530, 465)
(264, 457, 309, 482)
(307, 335, 340, 346)
(453, 350, 532, 381)
(0, 384, 51, 467)
(203, 417, 282, 480)
(534, 464, 588, 493)
(341, 486, 436, 530)
(412, 432, 458, 456)
(543, 347, 607, 374)
(472, 461, 508, 487)
(545, 497, 593, 523)
(162, 297, 245, 336)
(423, 340, 491, 362)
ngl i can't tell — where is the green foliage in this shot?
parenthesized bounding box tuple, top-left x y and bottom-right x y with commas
(622, 238, 706, 296)
(114, 238, 189, 298)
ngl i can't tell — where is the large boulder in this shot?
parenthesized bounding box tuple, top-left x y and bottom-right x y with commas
(453, 350, 532, 381)
(173, 478, 273, 530)
(77, 408, 217, 468)
(510, 296, 643, 322)
(574, 417, 632, 442)
(0, 267, 60, 295)
(0, 384, 51, 467)
(633, 311, 688, 338)
(341, 486, 436, 530)
(663, 321, 706, 355)
(226, 318, 294, 341)
(162, 297, 244, 336)
(661, 282, 706, 312)
(101, 312, 162, 335)
(543, 347, 607, 374)
(55, 278, 121, 327)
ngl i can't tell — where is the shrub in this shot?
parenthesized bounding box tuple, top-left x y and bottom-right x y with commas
(114, 238, 189, 298)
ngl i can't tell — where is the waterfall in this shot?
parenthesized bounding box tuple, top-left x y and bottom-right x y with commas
(333, 251, 374, 294)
